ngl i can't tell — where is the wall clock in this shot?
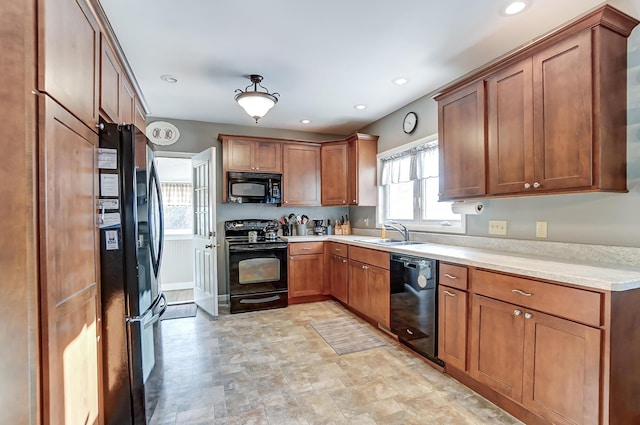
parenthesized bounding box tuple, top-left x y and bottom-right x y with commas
(146, 121, 180, 145)
(403, 112, 418, 134)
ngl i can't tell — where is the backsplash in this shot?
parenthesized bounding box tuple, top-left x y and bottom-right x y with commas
(353, 227, 640, 268)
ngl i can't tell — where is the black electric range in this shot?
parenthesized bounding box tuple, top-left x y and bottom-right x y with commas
(224, 219, 288, 313)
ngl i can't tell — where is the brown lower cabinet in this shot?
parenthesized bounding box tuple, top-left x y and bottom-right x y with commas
(288, 242, 324, 298)
(329, 254, 349, 304)
(347, 246, 390, 328)
(438, 285, 467, 371)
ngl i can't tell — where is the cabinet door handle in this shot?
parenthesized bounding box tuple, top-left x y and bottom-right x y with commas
(512, 289, 533, 297)
(524, 312, 533, 319)
(290, 256, 294, 260)
(444, 273, 457, 279)
(284, 200, 289, 204)
(362, 265, 369, 270)
(533, 182, 540, 188)
(302, 247, 311, 250)
(443, 290, 457, 297)
(342, 200, 346, 204)
(255, 167, 260, 170)
(342, 259, 347, 263)
(514, 309, 522, 316)
(524, 182, 531, 189)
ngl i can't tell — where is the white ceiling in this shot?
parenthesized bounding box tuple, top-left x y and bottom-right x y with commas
(99, 0, 638, 135)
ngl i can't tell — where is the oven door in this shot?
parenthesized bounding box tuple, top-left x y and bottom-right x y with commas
(228, 245, 288, 296)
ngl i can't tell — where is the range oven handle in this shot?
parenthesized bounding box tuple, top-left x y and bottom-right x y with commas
(229, 244, 288, 252)
(239, 295, 281, 304)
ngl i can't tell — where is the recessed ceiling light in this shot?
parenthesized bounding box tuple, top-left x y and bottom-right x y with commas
(160, 74, 178, 83)
(354, 104, 367, 110)
(300, 119, 311, 124)
(393, 77, 408, 85)
(502, 1, 529, 15)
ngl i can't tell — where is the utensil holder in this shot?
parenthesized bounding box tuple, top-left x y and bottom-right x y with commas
(296, 224, 307, 236)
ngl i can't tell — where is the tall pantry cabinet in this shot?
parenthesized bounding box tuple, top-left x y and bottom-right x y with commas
(2, 0, 149, 423)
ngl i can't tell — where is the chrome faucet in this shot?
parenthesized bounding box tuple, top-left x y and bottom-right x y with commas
(384, 221, 409, 242)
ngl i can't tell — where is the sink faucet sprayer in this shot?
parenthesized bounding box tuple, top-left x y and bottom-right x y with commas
(384, 221, 409, 242)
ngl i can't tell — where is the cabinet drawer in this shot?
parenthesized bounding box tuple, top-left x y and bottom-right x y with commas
(289, 242, 324, 255)
(349, 246, 389, 269)
(326, 242, 348, 257)
(439, 263, 468, 290)
(470, 269, 602, 327)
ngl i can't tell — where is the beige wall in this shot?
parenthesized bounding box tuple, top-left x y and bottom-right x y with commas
(354, 21, 640, 248)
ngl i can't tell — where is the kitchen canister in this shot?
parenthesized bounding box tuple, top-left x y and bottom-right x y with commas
(296, 224, 307, 236)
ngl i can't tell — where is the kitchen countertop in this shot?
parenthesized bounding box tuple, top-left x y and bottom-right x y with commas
(282, 235, 640, 292)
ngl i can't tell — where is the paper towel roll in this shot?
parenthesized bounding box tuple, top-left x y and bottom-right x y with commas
(451, 201, 484, 215)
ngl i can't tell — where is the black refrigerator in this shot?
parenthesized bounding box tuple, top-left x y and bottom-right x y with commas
(98, 120, 166, 425)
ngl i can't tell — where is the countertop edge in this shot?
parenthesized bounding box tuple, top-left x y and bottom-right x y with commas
(282, 235, 640, 291)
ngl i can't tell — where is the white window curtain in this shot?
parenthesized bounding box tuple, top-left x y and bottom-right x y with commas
(160, 182, 192, 206)
(380, 142, 438, 185)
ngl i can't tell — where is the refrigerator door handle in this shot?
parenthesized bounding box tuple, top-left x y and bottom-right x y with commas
(149, 161, 164, 278)
(144, 293, 168, 329)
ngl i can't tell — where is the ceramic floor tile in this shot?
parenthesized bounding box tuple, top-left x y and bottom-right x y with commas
(150, 300, 523, 425)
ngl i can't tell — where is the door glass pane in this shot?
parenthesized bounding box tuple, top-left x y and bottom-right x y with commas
(238, 258, 280, 284)
(193, 162, 209, 237)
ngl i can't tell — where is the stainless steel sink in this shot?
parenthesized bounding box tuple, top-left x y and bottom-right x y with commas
(356, 239, 424, 246)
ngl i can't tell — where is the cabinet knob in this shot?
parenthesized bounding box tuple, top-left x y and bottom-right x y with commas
(255, 167, 260, 170)
(290, 256, 294, 260)
(352, 200, 357, 203)
(533, 182, 541, 188)
(96, 123, 105, 131)
(524, 312, 533, 319)
(362, 265, 369, 270)
(342, 259, 347, 263)
(342, 200, 346, 204)
(514, 309, 522, 316)
(524, 182, 531, 189)
(284, 201, 288, 204)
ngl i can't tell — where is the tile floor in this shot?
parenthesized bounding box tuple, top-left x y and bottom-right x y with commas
(150, 300, 522, 425)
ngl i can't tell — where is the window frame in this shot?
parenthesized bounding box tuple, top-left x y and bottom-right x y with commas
(376, 134, 466, 234)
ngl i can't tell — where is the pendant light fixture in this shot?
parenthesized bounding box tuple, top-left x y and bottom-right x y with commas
(234, 74, 280, 123)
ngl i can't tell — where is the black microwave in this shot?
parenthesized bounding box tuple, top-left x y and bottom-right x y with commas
(227, 172, 282, 205)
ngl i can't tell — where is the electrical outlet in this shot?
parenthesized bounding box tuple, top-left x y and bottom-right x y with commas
(489, 220, 508, 235)
(536, 221, 548, 238)
(364, 218, 369, 226)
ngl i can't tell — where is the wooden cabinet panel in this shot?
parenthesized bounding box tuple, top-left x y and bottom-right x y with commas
(348, 261, 369, 314)
(487, 59, 534, 195)
(437, 81, 486, 200)
(226, 139, 254, 171)
(439, 262, 468, 290)
(321, 142, 349, 205)
(349, 246, 389, 270)
(254, 141, 282, 172)
(283, 144, 321, 206)
(326, 242, 348, 257)
(134, 98, 146, 132)
(39, 95, 101, 425)
(289, 241, 324, 255)
(289, 253, 324, 297)
(100, 34, 121, 123)
(224, 138, 282, 172)
(367, 265, 390, 328)
(438, 285, 467, 371)
(119, 77, 135, 124)
(522, 310, 601, 425)
(330, 254, 349, 304)
(38, 0, 100, 128)
(471, 268, 602, 327)
(533, 30, 593, 191)
(347, 134, 378, 206)
(469, 295, 525, 402)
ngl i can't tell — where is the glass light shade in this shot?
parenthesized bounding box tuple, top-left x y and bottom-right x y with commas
(235, 92, 277, 122)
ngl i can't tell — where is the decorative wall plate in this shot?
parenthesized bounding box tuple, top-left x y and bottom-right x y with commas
(146, 121, 180, 145)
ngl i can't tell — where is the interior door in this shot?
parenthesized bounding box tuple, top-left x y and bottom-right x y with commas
(192, 148, 218, 316)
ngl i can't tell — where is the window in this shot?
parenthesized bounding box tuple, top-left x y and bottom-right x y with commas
(377, 134, 464, 233)
(156, 157, 193, 236)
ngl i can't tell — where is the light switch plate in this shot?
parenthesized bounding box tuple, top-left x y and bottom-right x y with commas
(489, 220, 508, 235)
(536, 221, 548, 238)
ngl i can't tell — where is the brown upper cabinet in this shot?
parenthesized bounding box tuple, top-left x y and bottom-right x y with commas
(134, 98, 146, 132)
(437, 5, 638, 200)
(283, 143, 321, 206)
(100, 34, 136, 125)
(222, 136, 282, 173)
(321, 133, 379, 206)
(38, 0, 100, 130)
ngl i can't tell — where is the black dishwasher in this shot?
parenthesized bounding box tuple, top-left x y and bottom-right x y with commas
(390, 254, 443, 366)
